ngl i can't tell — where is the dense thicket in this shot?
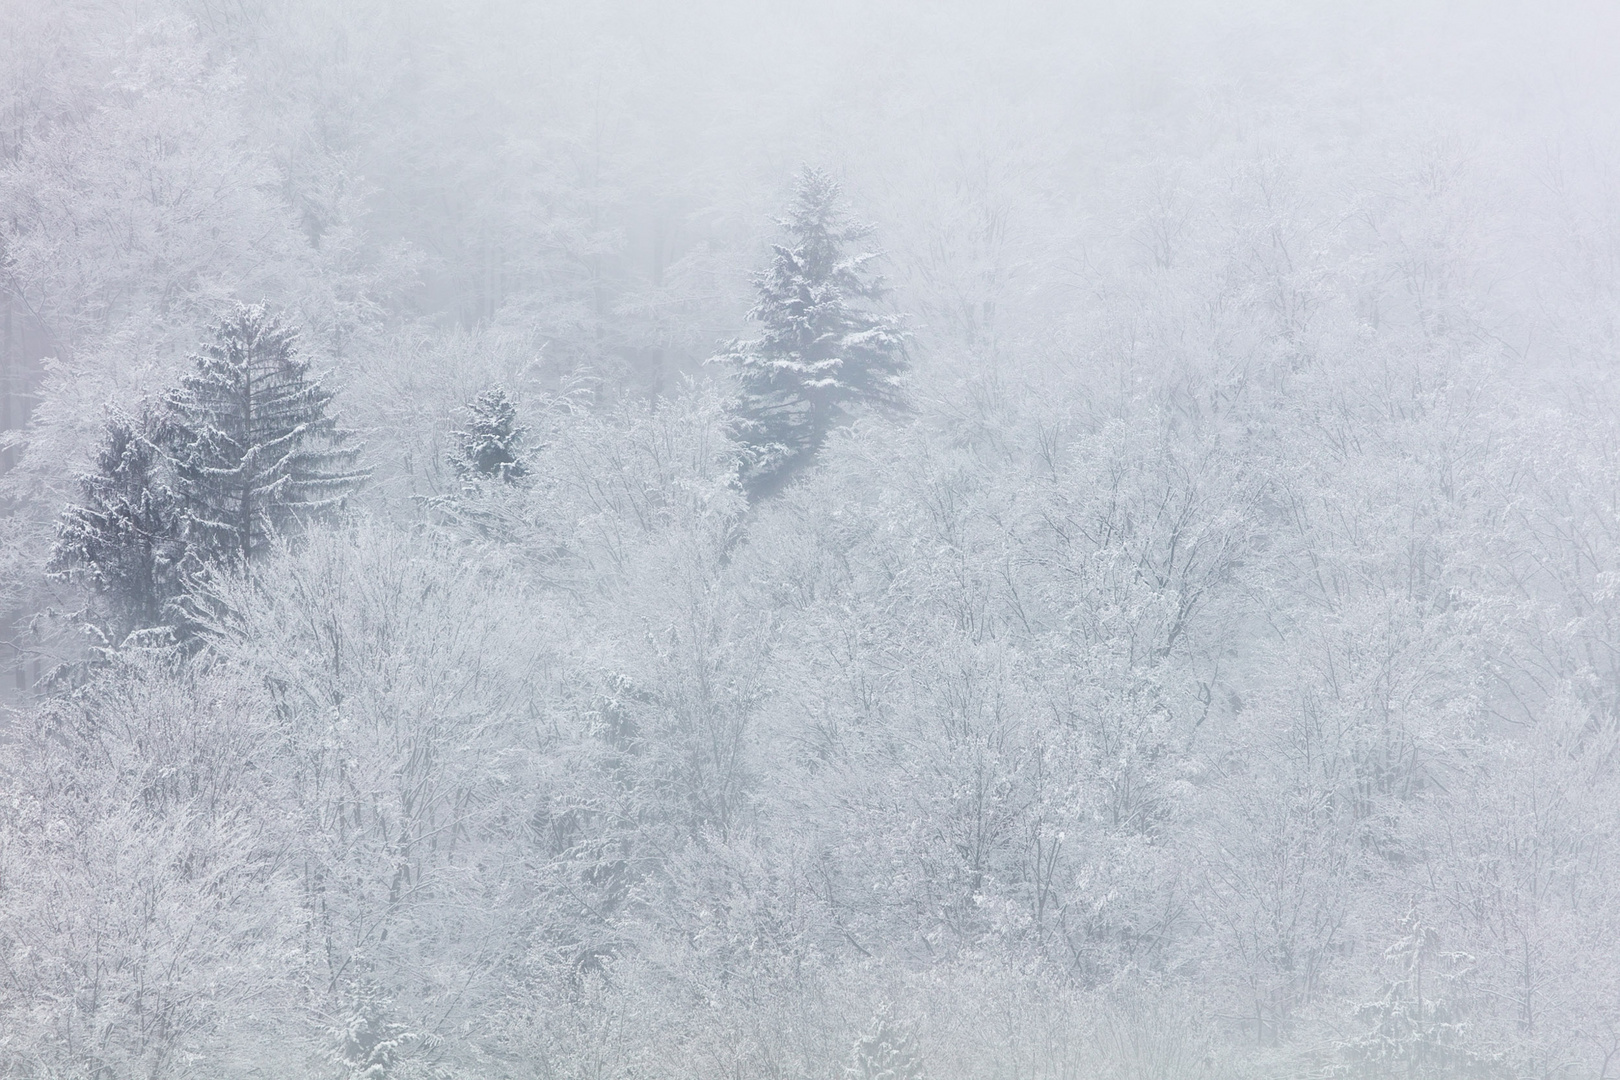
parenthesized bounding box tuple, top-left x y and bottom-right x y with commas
(4, 2, 1620, 1079)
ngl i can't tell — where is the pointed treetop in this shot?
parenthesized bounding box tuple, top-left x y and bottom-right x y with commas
(782, 166, 875, 265)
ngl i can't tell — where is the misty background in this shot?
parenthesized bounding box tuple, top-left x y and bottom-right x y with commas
(4, 0, 1620, 1077)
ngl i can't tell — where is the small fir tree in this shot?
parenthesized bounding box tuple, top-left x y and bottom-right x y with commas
(711, 166, 907, 497)
(48, 411, 185, 636)
(847, 1005, 926, 1080)
(165, 303, 366, 565)
(331, 985, 414, 1080)
(1335, 916, 1502, 1079)
(450, 385, 528, 482)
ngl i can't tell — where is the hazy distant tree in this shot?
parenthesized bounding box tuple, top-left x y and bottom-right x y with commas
(450, 385, 528, 482)
(712, 167, 907, 497)
(165, 304, 365, 565)
(48, 412, 185, 636)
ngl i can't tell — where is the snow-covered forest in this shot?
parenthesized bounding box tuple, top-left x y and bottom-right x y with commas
(3, 1, 1620, 1077)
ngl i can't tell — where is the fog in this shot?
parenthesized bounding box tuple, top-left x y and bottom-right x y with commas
(4, 2, 1620, 1077)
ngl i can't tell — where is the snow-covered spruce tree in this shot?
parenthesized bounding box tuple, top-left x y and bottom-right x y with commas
(711, 167, 907, 497)
(165, 304, 365, 565)
(847, 1006, 926, 1080)
(449, 385, 528, 483)
(47, 410, 185, 637)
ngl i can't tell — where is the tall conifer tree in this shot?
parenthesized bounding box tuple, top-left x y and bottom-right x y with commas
(165, 303, 365, 565)
(712, 167, 907, 496)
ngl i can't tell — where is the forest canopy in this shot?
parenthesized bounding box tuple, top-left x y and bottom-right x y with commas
(3, 1, 1620, 1079)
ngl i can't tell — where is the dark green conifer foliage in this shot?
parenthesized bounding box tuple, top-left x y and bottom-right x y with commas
(712, 167, 907, 497)
(450, 386, 528, 482)
(165, 303, 366, 565)
(48, 412, 184, 636)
